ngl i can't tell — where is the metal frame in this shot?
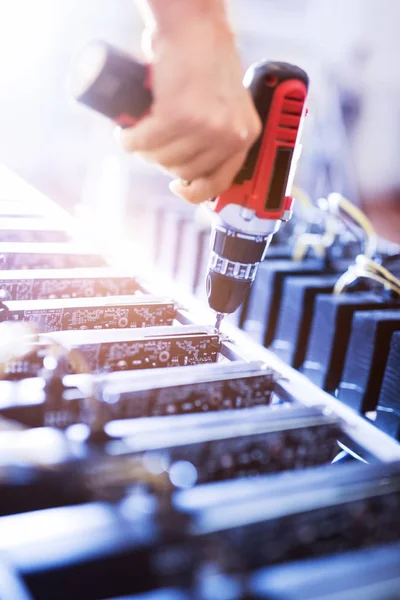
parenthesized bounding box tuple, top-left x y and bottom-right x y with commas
(141, 275, 400, 463)
(1, 165, 399, 463)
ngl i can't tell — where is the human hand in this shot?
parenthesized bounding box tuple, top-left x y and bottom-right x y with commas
(119, 7, 260, 203)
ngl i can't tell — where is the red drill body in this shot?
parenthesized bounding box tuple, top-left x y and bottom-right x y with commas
(72, 42, 309, 326)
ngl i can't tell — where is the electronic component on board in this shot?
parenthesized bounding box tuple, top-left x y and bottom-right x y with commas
(178, 460, 400, 572)
(0, 268, 140, 300)
(0, 404, 340, 508)
(41, 325, 220, 374)
(89, 360, 277, 419)
(1, 339, 71, 381)
(107, 404, 342, 483)
(0, 295, 176, 332)
(0, 243, 106, 270)
(2, 155, 400, 600)
(0, 321, 219, 382)
(0, 361, 276, 428)
(0, 461, 398, 599)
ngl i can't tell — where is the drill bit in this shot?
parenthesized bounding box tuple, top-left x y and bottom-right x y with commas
(214, 312, 225, 333)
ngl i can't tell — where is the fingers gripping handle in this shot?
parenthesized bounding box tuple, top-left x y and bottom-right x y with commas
(72, 42, 308, 222)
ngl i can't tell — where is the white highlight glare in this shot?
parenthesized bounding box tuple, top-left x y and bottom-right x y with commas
(169, 460, 198, 489)
(43, 355, 58, 371)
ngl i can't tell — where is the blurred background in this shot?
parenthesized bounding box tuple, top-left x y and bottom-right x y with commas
(0, 0, 398, 242)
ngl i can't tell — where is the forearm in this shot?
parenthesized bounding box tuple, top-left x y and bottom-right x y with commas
(136, 0, 230, 33)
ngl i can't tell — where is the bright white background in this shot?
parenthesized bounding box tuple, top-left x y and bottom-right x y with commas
(0, 0, 398, 216)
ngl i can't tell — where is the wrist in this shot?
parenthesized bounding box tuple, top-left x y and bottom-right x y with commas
(140, 0, 232, 37)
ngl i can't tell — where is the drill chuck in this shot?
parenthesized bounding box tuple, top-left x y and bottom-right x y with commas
(206, 221, 278, 314)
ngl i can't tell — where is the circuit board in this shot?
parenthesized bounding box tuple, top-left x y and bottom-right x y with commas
(0, 297, 176, 331)
(100, 368, 276, 418)
(120, 407, 342, 483)
(206, 464, 400, 571)
(0, 167, 400, 600)
(63, 331, 220, 373)
(0, 243, 107, 270)
(0, 268, 139, 300)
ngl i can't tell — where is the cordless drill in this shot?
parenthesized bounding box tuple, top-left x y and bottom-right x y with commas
(72, 42, 309, 330)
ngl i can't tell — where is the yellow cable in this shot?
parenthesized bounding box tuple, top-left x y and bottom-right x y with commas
(327, 193, 377, 259)
(334, 269, 400, 296)
(292, 231, 335, 261)
(291, 190, 378, 264)
(334, 257, 400, 296)
(292, 186, 313, 210)
(291, 193, 339, 261)
(356, 255, 400, 288)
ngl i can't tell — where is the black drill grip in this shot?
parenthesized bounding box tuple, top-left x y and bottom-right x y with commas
(72, 41, 152, 128)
